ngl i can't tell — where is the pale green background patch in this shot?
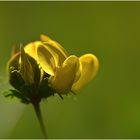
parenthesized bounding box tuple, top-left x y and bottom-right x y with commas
(0, 1, 140, 138)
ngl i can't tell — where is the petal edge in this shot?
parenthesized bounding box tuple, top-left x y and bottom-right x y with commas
(72, 54, 99, 91)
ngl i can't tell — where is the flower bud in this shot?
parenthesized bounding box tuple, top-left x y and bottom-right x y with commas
(7, 44, 54, 104)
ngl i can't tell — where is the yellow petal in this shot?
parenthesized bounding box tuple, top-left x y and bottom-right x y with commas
(37, 44, 57, 76)
(24, 41, 42, 61)
(73, 61, 82, 83)
(72, 54, 99, 91)
(20, 47, 34, 85)
(50, 55, 79, 94)
(40, 34, 69, 65)
(25, 41, 50, 80)
(40, 34, 52, 42)
(44, 42, 68, 66)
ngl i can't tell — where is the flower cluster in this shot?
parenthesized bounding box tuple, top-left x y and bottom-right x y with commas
(6, 34, 99, 104)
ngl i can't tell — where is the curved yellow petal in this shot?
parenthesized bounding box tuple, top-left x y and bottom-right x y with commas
(40, 34, 69, 65)
(72, 54, 99, 91)
(37, 45, 57, 76)
(40, 34, 51, 42)
(20, 47, 34, 85)
(25, 41, 47, 81)
(73, 62, 82, 83)
(24, 41, 42, 61)
(44, 42, 67, 66)
(50, 55, 79, 94)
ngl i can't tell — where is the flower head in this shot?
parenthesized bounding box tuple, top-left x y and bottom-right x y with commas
(6, 34, 99, 103)
(5, 34, 99, 139)
(25, 34, 99, 95)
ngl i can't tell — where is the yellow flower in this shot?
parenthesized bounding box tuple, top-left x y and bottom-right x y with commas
(25, 34, 99, 94)
(6, 35, 99, 139)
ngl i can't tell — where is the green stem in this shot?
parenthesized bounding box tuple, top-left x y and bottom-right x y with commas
(32, 102, 48, 139)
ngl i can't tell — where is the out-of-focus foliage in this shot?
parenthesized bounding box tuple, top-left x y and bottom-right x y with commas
(0, 1, 140, 138)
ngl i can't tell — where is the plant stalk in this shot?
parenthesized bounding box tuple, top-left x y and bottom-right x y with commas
(32, 102, 48, 139)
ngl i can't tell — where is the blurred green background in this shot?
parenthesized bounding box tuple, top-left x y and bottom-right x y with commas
(0, 1, 140, 138)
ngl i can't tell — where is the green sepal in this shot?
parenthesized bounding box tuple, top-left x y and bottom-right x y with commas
(3, 89, 30, 104)
(9, 70, 37, 100)
(38, 74, 54, 98)
(9, 70, 25, 92)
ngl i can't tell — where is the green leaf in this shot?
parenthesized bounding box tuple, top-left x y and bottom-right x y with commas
(3, 89, 30, 104)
